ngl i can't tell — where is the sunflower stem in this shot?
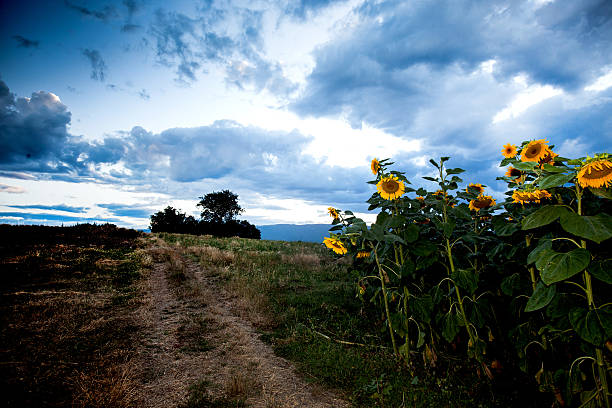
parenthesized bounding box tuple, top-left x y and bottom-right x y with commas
(372, 244, 399, 356)
(576, 183, 610, 408)
(525, 234, 537, 292)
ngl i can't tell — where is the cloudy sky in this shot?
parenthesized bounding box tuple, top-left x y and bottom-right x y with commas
(1, 0, 611, 229)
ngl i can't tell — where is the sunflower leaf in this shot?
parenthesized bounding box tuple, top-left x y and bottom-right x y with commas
(513, 162, 539, 171)
(442, 313, 460, 343)
(559, 212, 612, 244)
(451, 269, 478, 294)
(446, 168, 465, 175)
(522, 205, 571, 230)
(537, 248, 591, 285)
(525, 281, 556, 312)
(590, 260, 612, 284)
(569, 307, 612, 346)
(429, 159, 440, 168)
(589, 187, 612, 199)
(492, 216, 519, 236)
(499, 158, 514, 167)
(541, 164, 569, 173)
(422, 176, 437, 181)
(538, 173, 575, 189)
(527, 239, 552, 265)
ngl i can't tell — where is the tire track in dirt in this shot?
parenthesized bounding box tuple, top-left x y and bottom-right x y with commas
(132, 238, 348, 408)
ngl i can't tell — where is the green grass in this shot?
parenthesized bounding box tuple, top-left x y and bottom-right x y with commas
(160, 233, 512, 407)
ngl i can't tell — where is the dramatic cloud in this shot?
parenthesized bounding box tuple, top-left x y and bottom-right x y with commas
(64, 0, 117, 21)
(0, 80, 75, 172)
(82, 49, 108, 81)
(7, 204, 87, 213)
(12, 35, 39, 48)
(149, 5, 296, 93)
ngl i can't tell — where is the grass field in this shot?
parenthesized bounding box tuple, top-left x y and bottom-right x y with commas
(160, 232, 529, 407)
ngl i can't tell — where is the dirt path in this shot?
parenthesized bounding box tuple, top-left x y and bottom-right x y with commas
(131, 238, 349, 408)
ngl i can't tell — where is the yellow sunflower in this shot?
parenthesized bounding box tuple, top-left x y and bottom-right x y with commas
(468, 195, 496, 212)
(538, 150, 558, 168)
(323, 237, 347, 255)
(576, 159, 612, 188)
(466, 183, 485, 194)
(327, 207, 339, 219)
(356, 251, 370, 259)
(377, 176, 405, 200)
(521, 139, 550, 162)
(501, 143, 518, 158)
(512, 189, 552, 205)
(371, 158, 381, 175)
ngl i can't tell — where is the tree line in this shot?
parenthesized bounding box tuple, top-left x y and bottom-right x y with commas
(149, 190, 260, 239)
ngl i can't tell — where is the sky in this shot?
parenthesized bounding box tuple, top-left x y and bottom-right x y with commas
(1, 0, 611, 230)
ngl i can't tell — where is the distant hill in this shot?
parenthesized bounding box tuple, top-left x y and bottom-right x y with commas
(258, 224, 332, 243)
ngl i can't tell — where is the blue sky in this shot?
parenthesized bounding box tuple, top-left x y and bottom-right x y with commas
(1, 0, 611, 229)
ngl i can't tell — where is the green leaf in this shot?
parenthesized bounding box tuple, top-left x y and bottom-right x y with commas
(423, 176, 437, 182)
(492, 216, 519, 236)
(412, 241, 436, 256)
(383, 233, 405, 245)
(429, 159, 439, 168)
(541, 164, 569, 173)
(513, 162, 538, 171)
(328, 225, 343, 231)
(527, 240, 552, 265)
(590, 187, 612, 199)
(452, 269, 478, 294)
(537, 248, 591, 285)
(560, 212, 612, 244)
(446, 167, 465, 175)
(440, 157, 450, 162)
(442, 220, 455, 238)
(590, 260, 612, 284)
(522, 205, 571, 230)
(402, 224, 419, 243)
(569, 307, 612, 346)
(525, 281, 556, 312)
(409, 295, 433, 323)
(501, 273, 521, 296)
(442, 313, 460, 343)
(387, 215, 407, 229)
(538, 173, 575, 189)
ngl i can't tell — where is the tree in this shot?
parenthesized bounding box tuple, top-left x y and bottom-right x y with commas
(150, 206, 194, 233)
(197, 190, 243, 223)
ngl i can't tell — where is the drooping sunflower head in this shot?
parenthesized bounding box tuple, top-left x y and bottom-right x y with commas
(466, 183, 485, 195)
(505, 166, 523, 179)
(371, 158, 381, 175)
(521, 139, 550, 162)
(468, 195, 496, 212)
(416, 196, 425, 201)
(356, 251, 370, 259)
(323, 237, 347, 255)
(327, 207, 339, 219)
(576, 159, 612, 189)
(501, 143, 518, 158)
(512, 189, 552, 205)
(376, 175, 405, 200)
(538, 150, 558, 168)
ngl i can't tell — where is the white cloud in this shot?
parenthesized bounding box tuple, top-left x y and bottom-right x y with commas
(493, 80, 563, 123)
(584, 68, 612, 92)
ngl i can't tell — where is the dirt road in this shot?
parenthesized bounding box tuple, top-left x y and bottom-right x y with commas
(131, 237, 348, 408)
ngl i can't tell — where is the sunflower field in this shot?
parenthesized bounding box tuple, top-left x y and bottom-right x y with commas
(324, 139, 611, 407)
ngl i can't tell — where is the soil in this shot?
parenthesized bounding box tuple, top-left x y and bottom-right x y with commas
(131, 237, 349, 408)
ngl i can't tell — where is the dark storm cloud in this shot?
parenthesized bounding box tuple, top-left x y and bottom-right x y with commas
(64, 0, 118, 21)
(0, 80, 75, 173)
(12, 35, 39, 48)
(82, 49, 108, 82)
(293, 0, 612, 126)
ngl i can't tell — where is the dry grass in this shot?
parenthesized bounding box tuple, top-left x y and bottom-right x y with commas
(71, 363, 138, 408)
(281, 252, 321, 267)
(188, 245, 236, 266)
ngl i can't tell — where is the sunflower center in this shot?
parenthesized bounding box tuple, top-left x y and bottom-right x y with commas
(584, 166, 612, 180)
(382, 180, 400, 193)
(474, 198, 493, 208)
(509, 168, 522, 177)
(525, 146, 542, 158)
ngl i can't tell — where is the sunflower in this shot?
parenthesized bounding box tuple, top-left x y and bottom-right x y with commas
(327, 207, 339, 219)
(576, 159, 612, 188)
(505, 166, 522, 178)
(501, 143, 518, 158)
(371, 158, 381, 175)
(538, 150, 558, 168)
(512, 189, 552, 205)
(323, 237, 347, 255)
(521, 139, 550, 162)
(416, 196, 425, 201)
(356, 251, 370, 259)
(377, 176, 405, 200)
(466, 183, 485, 194)
(468, 195, 496, 212)
(432, 190, 446, 198)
